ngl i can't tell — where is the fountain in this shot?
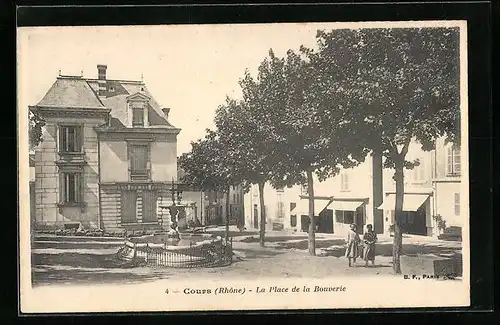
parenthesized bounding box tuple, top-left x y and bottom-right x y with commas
(116, 180, 233, 268)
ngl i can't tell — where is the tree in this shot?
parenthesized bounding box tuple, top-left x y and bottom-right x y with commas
(214, 96, 275, 247)
(248, 49, 370, 256)
(315, 27, 460, 272)
(29, 109, 45, 150)
(178, 131, 235, 241)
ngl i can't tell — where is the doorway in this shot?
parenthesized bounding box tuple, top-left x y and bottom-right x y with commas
(253, 204, 259, 229)
(317, 210, 334, 233)
(400, 205, 428, 236)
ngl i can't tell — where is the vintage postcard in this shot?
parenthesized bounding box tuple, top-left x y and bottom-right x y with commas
(18, 20, 470, 313)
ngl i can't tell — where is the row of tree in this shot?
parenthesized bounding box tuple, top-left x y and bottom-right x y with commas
(178, 27, 460, 273)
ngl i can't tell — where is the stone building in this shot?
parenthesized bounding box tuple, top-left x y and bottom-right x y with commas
(30, 65, 183, 232)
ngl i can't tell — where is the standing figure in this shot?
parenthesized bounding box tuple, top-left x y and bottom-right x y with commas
(362, 224, 378, 267)
(345, 223, 361, 267)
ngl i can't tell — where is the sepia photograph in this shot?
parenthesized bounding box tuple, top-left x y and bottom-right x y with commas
(18, 20, 470, 313)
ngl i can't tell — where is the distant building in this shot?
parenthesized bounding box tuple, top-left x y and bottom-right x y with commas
(203, 185, 245, 226)
(30, 65, 182, 232)
(244, 136, 463, 237)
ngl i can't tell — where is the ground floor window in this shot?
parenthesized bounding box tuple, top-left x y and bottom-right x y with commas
(335, 210, 354, 224)
(60, 172, 82, 204)
(290, 215, 297, 227)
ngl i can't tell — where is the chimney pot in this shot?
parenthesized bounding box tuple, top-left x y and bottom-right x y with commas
(162, 107, 170, 118)
(97, 64, 107, 80)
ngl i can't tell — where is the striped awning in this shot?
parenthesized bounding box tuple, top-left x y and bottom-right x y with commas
(377, 194, 429, 212)
(291, 199, 331, 216)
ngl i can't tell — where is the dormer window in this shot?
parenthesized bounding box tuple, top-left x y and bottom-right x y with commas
(132, 107, 144, 127)
(126, 92, 151, 128)
(109, 86, 115, 92)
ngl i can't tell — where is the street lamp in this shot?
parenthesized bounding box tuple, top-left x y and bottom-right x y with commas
(168, 179, 183, 223)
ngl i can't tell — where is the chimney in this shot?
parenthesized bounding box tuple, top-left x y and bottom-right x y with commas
(97, 64, 107, 98)
(162, 107, 170, 119)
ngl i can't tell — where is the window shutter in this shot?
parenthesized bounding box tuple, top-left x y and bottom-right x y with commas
(454, 193, 460, 216)
(59, 173, 64, 203)
(453, 148, 461, 174)
(76, 126, 83, 152)
(59, 126, 66, 152)
(447, 147, 453, 174)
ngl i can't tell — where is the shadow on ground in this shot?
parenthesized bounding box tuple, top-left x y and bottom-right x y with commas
(32, 252, 134, 269)
(275, 239, 347, 250)
(240, 236, 312, 243)
(233, 248, 284, 259)
(319, 243, 462, 259)
(31, 267, 173, 286)
(32, 242, 123, 250)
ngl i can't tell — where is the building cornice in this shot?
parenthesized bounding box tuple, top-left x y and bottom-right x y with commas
(95, 126, 181, 135)
(431, 178, 462, 183)
(29, 105, 111, 118)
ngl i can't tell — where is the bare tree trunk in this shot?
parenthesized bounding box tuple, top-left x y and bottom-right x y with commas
(393, 161, 404, 274)
(306, 168, 316, 256)
(258, 182, 266, 247)
(225, 186, 230, 242)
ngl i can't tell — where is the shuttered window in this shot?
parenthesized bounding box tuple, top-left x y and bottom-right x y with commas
(121, 190, 137, 223)
(142, 190, 158, 223)
(128, 143, 150, 180)
(454, 193, 460, 216)
(59, 125, 83, 153)
(60, 172, 82, 204)
(447, 145, 461, 175)
(132, 108, 144, 127)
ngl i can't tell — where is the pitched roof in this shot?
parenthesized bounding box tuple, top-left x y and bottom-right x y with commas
(86, 79, 176, 129)
(36, 76, 106, 109)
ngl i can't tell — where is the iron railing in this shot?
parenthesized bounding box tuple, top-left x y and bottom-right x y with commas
(117, 236, 233, 268)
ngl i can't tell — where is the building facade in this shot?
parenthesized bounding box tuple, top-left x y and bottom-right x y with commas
(244, 137, 463, 238)
(30, 65, 184, 232)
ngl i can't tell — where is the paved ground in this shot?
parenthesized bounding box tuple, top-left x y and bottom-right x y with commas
(31, 227, 463, 287)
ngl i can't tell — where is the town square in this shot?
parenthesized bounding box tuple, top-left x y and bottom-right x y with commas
(19, 21, 468, 311)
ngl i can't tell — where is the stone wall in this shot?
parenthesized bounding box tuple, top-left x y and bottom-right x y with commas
(34, 116, 105, 229)
(99, 185, 122, 232)
(99, 184, 173, 232)
(34, 124, 58, 225)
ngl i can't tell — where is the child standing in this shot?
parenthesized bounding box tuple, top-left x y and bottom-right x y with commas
(345, 223, 360, 267)
(362, 224, 377, 267)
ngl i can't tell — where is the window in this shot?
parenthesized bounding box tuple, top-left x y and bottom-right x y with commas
(290, 215, 297, 227)
(60, 172, 82, 204)
(335, 210, 354, 224)
(300, 185, 308, 195)
(59, 125, 82, 153)
(290, 202, 297, 212)
(132, 107, 144, 127)
(412, 158, 426, 182)
(129, 143, 150, 180)
(447, 146, 461, 175)
(233, 193, 236, 203)
(341, 173, 349, 191)
(454, 193, 460, 216)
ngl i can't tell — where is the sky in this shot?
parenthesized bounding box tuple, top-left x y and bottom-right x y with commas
(17, 23, 342, 155)
(17, 21, 465, 156)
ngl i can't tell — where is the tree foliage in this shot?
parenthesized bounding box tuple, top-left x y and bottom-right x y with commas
(29, 109, 45, 151)
(244, 48, 370, 255)
(314, 27, 461, 272)
(214, 96, 275, 246)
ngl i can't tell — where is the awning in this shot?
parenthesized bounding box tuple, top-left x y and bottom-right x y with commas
(291, 199, 331, 216)
(329, 200, 364, 212)
(377, 194, 429, 212)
